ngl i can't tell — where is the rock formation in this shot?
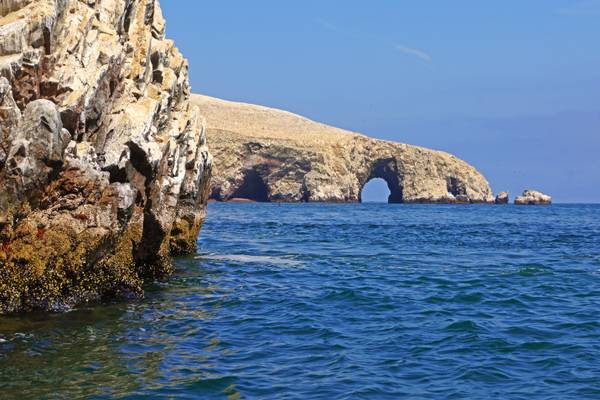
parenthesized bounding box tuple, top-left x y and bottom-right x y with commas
(0, 0, 211, 314)
(514, 190, 552, 205)
(193, 95, 494, 204)
(495, 192, 509, 204)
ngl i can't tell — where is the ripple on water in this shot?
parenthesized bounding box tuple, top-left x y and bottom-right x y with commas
(1, 203, 600, 399)
(443, 320, 485, 333)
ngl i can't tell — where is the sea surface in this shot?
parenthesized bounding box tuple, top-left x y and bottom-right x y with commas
(1, 203, 600, 399)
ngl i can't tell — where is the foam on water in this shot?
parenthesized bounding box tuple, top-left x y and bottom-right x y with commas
(197, 253, 304, 267)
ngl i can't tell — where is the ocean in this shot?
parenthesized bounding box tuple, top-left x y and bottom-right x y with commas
(1, 203, 600, 399)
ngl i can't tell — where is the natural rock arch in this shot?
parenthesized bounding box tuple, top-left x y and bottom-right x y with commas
(358, 158, 403, 203)
(194, 95, 495, 205)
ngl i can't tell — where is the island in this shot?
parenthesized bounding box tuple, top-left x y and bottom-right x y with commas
(193, 95, 494, 204)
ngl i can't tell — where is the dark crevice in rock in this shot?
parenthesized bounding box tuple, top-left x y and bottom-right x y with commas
(143, 0, 155, 25)
(232, 169, 270, 202)
(60, 109, 82, 140)
(42, 25, 52, 55)
(109, 79, 118, 97)
(121, 0, 134, 37)
(135, 202, 170, 280)
(446, 177, 469, 203)
(301, 183, 311, 203)
(152, 69, 163, 85)
(447, 177, 467, 197)
(150, 51, 160, 70)
(13, 64, 40, 109)
(127, 141, 155, 182)
(104, 165, 128, 184)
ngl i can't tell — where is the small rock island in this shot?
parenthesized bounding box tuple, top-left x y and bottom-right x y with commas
(514, 190, 552, 205)
(495, 192, 510, 204)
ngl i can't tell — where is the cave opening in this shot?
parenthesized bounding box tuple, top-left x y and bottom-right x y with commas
(446, 177, 467, 197)
(231, 169, 270, 202)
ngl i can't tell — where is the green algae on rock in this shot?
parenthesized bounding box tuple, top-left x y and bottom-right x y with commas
(0, 0, 211, 314)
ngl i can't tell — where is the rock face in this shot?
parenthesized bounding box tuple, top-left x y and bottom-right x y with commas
(495, 192, 509, 204)
(514, 190, 552, 205)
(193, 95, 493, 204)
(0, 0, 212, 314)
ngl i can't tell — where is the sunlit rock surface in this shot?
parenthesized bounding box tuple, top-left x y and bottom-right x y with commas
(515, 190, 552, 205)
(0, 0, 212, 313)
(193, 95, 493, 204)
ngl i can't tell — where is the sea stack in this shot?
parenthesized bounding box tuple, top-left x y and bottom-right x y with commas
(495, 192, 509, 204)
(0, 0, 212, 314)
(514, 190, 552, 205)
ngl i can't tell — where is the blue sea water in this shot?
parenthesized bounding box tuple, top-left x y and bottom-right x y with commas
(1, 203, 600, 399)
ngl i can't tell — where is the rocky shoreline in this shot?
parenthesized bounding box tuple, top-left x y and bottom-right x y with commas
(0, 0, 211, 314)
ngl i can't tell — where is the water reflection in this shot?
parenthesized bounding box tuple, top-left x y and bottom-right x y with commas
(0, 257, 239, 399)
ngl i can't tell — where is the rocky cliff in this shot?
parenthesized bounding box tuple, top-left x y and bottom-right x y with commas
(193, 95, 493, 204)
(0, 0, 212, 313)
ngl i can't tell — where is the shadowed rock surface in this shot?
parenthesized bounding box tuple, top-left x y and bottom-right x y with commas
(515, 190, 552, 205)
(193, 95, 494, 204)
(0, 0, 211, 313)
(495, 192, 509, 204)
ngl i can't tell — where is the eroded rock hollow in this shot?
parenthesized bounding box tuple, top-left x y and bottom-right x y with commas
(0, 0, 212, 313)
(193, 95, 493, 204)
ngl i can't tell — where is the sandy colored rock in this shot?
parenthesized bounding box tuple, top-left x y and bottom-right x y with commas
(0, 0, 211, 314)
(514, 190, 552, 205)
(495, 192, 509, 204)
(193, 95, 493, 204)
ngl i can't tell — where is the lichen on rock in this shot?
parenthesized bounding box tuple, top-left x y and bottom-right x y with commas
(0, 0, 211, 314)
(193, 95, 494, 204)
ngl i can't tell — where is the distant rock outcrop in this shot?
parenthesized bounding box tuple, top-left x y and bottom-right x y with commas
(193, 95, 494, 204)
(495, 192, 509, 204)
(0, 0, 211, 314)
(514, 190, 552, 205)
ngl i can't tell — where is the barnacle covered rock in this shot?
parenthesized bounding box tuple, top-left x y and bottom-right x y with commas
(0, 0, 211, 313)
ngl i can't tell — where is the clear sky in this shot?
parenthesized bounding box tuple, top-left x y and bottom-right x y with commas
(162, 1, 600, 203)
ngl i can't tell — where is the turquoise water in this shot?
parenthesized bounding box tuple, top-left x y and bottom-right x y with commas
(1, 203, 600, 399)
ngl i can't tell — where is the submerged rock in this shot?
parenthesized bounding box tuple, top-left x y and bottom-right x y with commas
(0, 0, 211, 314)
(495, 192, 509, 204)
(514, 190, 552, 205)
(193, 95, 494, 204)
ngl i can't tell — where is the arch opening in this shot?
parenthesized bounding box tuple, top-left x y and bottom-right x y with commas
(231, 169, 269, 202)
(361, 178, 391, 203)
(360, 158, 403, 203)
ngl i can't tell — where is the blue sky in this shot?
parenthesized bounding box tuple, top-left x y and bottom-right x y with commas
(162, 1, 600, 203)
